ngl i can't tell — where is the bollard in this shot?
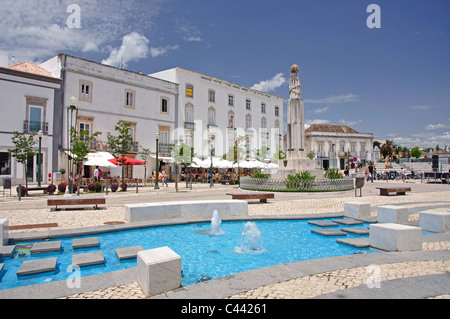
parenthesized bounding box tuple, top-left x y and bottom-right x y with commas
(18, 184, 21, 201)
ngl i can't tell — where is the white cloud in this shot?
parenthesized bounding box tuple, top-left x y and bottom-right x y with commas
(305, 94, 358, 104)
(149, 45, 179, 58)
(0, 0, 160, 62)
(251, 73, 286, 93)
(102, 32, 150, 68)
(339, 119, 363, 126)
(412, 105, 432, 110)
(184, 36, 203, 42)
(314, 106, 329, 114)
(425, 123, 449, 130)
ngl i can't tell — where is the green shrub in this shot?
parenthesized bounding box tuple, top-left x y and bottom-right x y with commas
(284, 171, 316, 190)
(250, 171, 269, 179)
(324, 169, 344, 179)
(95, 182, 102, 192)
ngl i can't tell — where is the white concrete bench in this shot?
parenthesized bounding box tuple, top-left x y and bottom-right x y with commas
(344, 202, 371, 219)
(419, 210, 450, 233)
(370, 223, 422, 252)
(125, 199, 248, 222)
(377, 205, 410, 224)
(0, 218, 8, 246)
(137, 247, 181, 297)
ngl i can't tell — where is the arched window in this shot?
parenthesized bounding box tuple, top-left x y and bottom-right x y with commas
(208, 107, 216, 126)
(228, 111, 235, 128)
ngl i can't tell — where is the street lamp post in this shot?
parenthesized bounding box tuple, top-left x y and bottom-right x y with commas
(37, 130, 43, 187)
(67, 97, 78, 194)
(154, 132, 160, 189)
(210, 136, 214, 188)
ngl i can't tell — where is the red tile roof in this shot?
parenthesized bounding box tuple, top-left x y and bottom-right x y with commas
(306, 124, 359, 134)
(8, 61, 55, 78)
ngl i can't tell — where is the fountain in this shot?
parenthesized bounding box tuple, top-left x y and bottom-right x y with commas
(209, 209, 225, 236)
(235, 222, 266, 254)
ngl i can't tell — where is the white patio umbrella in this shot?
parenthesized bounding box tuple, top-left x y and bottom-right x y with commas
(216, 159, 233, 169)
(84, 152, 118, 167)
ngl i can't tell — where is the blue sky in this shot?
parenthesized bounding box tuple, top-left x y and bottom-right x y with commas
(1, 0, 449, 149)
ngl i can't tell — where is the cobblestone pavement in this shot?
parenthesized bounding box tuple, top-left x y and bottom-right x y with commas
(0, 180, 449, 299)
(60, 242, 450, 299)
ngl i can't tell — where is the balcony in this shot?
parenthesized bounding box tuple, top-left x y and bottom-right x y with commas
(226, 127, 237, 135)
(184, 122, 195, 130)
(159, 143, 171, 154)
(23, 120, 48, 135)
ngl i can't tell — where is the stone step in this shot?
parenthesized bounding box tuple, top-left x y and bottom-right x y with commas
(336, 238, 370, 248)
(115, 246, 143, 260)
(16, 257, 58, 276)
(73, 237, 100, 249)
(0, 245, 15, 258)
(308, 220, 339, 227)
(30, 241, 62, 254)
(332, 219, 364, 226)
(340, 227, 370, 235)
(72, 251, 105, 267)
(311, 229, 347, 236)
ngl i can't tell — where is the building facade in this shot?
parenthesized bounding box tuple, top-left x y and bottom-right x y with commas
(305, 124, 374, 170)
(150, 68, 284, 161)
(0, 61, 62, 185)
(40, 54, 179, 179)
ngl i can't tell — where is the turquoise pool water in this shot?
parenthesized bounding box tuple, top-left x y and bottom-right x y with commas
(0, 218, 377, 291)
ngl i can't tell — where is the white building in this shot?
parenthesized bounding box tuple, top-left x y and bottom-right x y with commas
(305, 124, 374, 170)
(40, 54, 179, 179)
(0, 60, 62, 186)
(150, 68, 284, 161)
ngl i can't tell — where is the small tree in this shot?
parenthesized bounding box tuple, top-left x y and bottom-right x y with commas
(411, 146, 421, 159)
(171, 140, 194, 192)
(70, 127, 101, 194)
(140, 147, 151, 185)
(107, 121, 134, 184)
(8, 131, 37, 190)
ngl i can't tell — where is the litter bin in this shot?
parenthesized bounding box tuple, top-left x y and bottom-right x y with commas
(3, 177, 11, 197)
(355, 175, 365, 197)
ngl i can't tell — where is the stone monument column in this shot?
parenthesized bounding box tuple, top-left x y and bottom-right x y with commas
(287, 64, 305, 158)
(277, 64, 320, 177)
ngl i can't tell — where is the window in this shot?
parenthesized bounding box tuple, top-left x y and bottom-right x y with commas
(228, 111, 235, 128)
(79, 122, 91, 141)
(261, 103, 266, 114)
(125, 89, 135, 108)
(79, 80, 93, 101)
(208, 108, 216, 126)
(161, 98, 168, 113)
(275, 106, 280, 117)
(228, 95, 234, 107)
(0, 152, 11, 175)
(245, 114, 252, 130)
(261, 117, 267, 129)
(185, 105, 193, 123)
(186, 84, 193, 98)
(208, 90, 215, 103)
(246, 99, 251, 110)
(29, 105, 43, 133)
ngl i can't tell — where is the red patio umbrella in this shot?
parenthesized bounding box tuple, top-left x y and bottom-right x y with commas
(108, 156, 146, 165)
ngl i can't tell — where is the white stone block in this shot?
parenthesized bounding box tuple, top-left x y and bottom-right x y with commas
(344, 202, 371, 219)
(0, 218, 8, 246)
(137, 247, 181, 297)
(125, 200, 248, 222)
(370, 223, 422, 252)
(377, 205, 410, 224)
(419, 210, 450, 233)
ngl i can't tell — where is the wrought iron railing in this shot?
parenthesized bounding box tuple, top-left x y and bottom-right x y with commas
(23, 121, 48, 135)
(239, 176, 354, 192)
